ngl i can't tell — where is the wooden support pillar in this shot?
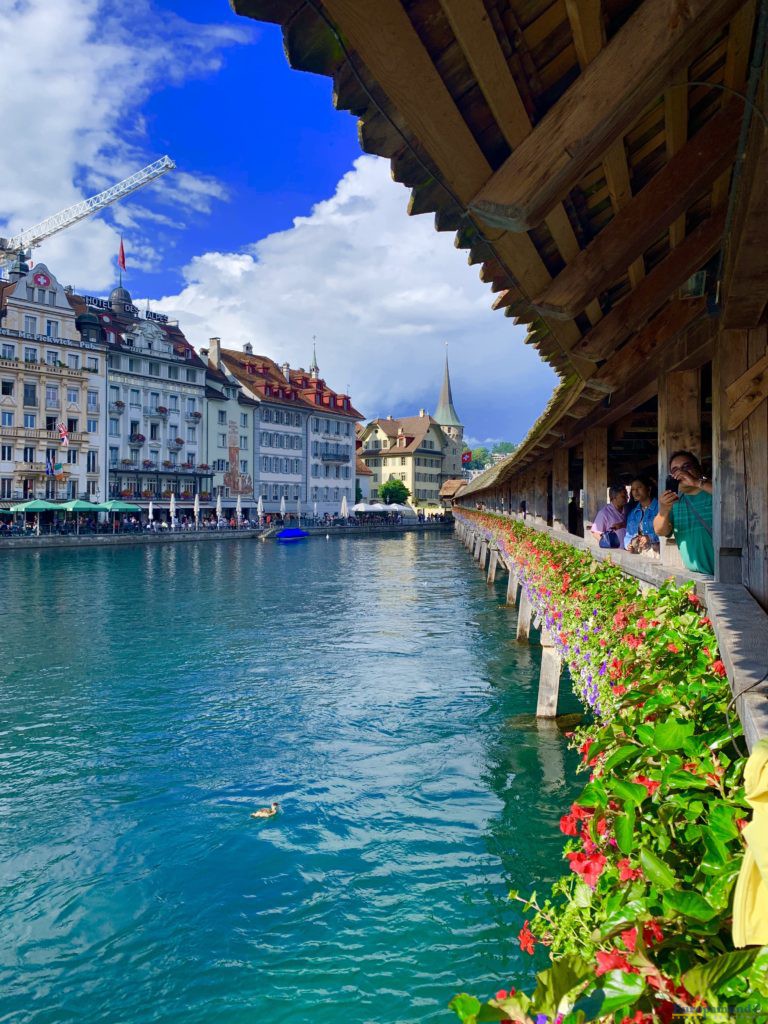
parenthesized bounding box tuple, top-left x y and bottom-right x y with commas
(658, 368, 701, 569)
(536, 630, 562, 717)
(552, 447, 569, 533)
(582, 427, 608, 537)
(516, 587, 532, 641)
(713, 325, 768, 604)
(478, 540, 488, 568)
(487, 546, 498, 583)
(506, 566, 519, 606)
(472, 533, 481, 558)
(533, 465, 548, 526)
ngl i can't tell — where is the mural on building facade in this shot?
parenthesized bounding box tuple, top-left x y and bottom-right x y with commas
(223, 420, 252, 495)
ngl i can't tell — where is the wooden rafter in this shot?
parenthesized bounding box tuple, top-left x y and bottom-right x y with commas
(439, 0, 603, 326)
(534, 101, 742, 318)
(564, 0, 645, 289)
(664, 70, 689, 249)
(321, 0, 585, 369)
(573, 205, 727, 361)
(712, 1, 757, 209)
(469, 0, 744, 231)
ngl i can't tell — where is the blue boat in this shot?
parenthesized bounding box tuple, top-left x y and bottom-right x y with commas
(275, 527, 309, 542)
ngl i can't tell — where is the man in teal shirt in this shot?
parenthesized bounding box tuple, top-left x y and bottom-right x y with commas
(654, 450, 714, 575)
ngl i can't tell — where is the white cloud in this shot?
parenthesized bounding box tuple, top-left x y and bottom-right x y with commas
(0, 0, 246, 290)
(153, 156, 556, 441)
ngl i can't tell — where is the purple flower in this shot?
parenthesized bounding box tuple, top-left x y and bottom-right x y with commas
(536, 1016, 549, 1024)
(599, 661, 607, 676)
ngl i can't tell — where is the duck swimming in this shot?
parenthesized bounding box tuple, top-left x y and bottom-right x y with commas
(251, 801, 279, 819)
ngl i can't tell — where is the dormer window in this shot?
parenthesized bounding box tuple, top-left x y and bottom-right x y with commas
(246, 362, 256, 375)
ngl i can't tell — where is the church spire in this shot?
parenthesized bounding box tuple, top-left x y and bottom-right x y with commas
(309, 335, 319, 379)
(434, 349, 462, 428)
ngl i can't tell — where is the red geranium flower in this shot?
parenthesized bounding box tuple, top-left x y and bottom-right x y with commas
(559, 813, 578, 836)
(633, 775, 660, 797)
(595, 949, 635, 976)
(566, 850, 607, 888)
(518, 920, 535, 955)
(711, 659, 727, 677)
(667, 643, 679, 653)
(620, 927, 637, 952)
(643, 920, 664, 945)
(687, 592, 701, 607)
(617, 858, 642, 881)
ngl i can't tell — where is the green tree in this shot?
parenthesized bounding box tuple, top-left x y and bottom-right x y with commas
(355, 481, 363, 503)
(492, 440, 517, 456)
(379, 479, 411, 504)
(469, 446, 490, 469)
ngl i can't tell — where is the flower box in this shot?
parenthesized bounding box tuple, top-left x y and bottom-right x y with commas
(199, 492, 210, 500)
(129, 433, 146, 444)
(156, 406, 168, 415)
(191, 411, 202, 419)
(197, 463, 210, 470)
(114, 400, 125, 409)
(141, 490, 153, 498)
(121, 459, 133, 466)
(142, 460, 155, 468)
(174, 437, 184, 445)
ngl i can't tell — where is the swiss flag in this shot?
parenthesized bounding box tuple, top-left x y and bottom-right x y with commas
(118, 237, 127, 271)
(461, 450, 472, 464)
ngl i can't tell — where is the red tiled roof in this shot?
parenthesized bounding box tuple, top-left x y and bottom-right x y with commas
(356, 456, 373, 476)
(219, 347, 364, 419)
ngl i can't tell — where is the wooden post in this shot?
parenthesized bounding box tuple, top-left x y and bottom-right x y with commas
(713, 325, 768, 604)
(582, 427, 608, 538)
(478, 540, 488, 568)
(487, 546, 498, 583)
(536, 630, 562, 718)
(533, 466, 548, 526)
(506, 565, 519, 605)
(516, 587, 532, 641)
(552, 447, 569, 532)
(658, 368, 701, 569)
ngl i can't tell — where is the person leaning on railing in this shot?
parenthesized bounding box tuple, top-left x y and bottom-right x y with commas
(653, 450, 714, 575)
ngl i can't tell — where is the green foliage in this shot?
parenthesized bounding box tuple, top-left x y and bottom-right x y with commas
(355, 481, 363, 504)
(492, 441, 518, 456)
(469, 446, 490, 469)
(448, 510, 767, 1024)
(379, 478, 410, 504)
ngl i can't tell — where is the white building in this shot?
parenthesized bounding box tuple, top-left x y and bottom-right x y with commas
(0, 258, 108, 503)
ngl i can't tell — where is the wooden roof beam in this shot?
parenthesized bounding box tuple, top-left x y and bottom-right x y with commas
(439, 0, 603, 328)
(534, 102, 741, 319)
(321, 0, 585, 372)
(469, 0, 745, 232)
(574, 205, 726, 361)
(565, 0, 646, 290)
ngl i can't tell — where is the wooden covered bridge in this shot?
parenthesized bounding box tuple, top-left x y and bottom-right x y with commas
(233, 0, 768, 743)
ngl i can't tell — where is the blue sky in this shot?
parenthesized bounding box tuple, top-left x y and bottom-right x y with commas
(0, 0, 556, 446)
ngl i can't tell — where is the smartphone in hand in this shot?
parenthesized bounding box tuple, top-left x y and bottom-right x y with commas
(665, 475, 680, 494)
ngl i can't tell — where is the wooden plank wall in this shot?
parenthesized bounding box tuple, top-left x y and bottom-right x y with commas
(713, 325, 768, 609)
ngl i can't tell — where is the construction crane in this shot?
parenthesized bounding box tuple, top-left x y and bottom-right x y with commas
(0, 155, 176, 268)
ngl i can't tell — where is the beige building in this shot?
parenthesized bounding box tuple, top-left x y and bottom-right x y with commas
(358, 355, 465, 507)
(0, 258, 108, 503)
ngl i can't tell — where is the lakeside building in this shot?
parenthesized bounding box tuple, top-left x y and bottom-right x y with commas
(357, 356, 465, 507)
(0, 258, 108, 504)
(355, 454, 373, 501)
(69, 285, 213, 508)
(211, 341, 363, 516)
(200, 339, 259, 504)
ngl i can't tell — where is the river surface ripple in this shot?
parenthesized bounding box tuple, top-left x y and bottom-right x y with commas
(0, 533, 579, 1024)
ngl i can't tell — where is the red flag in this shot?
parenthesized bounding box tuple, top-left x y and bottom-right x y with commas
(118, 237, 126, 271)
(461, 450, 472, 465)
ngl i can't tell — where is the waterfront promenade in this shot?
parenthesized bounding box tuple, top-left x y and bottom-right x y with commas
(0, 520, 453, 551)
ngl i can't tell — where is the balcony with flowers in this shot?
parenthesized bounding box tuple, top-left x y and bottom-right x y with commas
(128, 432, 146, 447)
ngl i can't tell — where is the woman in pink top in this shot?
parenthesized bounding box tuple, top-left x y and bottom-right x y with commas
(590, 484, 628, 547)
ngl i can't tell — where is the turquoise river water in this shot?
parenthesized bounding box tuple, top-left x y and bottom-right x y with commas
(0, 532, 580, 1024)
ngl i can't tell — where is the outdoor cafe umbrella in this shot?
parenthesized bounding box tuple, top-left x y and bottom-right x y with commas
(296, 495, 301, 522)
(216, 492, 223, 521)
(10, 499, 60, 535)
(93, 499, 142, 534)
(340, 494, 349, 519)
(148, 500, 154, 523)
(236, 494, 242, 527)
(193, 492, 200, 529)
(313, 500, 317, 518)
(60, 498, 95, 535)
(280, 494, 286, 517)
(169, 492, 176, 526)
(257, 494, 263, 522)
(352, 501, 375, 513)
